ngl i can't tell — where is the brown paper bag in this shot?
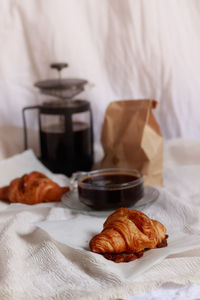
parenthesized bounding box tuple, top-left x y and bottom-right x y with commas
(100, 99, 163, 186)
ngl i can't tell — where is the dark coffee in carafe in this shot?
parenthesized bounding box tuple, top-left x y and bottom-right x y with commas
(40, 121, 93, 176)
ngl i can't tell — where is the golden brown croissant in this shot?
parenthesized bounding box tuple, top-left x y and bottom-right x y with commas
(90, 207, 167, 263)
(0, 171, 69, 205)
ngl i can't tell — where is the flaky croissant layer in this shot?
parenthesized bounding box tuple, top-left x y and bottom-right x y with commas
(90, 207, 167, 254)
(0, 171, 69, 205)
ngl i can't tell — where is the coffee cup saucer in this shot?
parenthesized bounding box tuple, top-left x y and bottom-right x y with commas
(61, 185, 159, 218)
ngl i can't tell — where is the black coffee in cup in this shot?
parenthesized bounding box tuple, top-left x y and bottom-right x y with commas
(78, 170, 144, 210)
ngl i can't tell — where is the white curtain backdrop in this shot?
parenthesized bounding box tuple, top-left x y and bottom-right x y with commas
(1, 0, 200, 155)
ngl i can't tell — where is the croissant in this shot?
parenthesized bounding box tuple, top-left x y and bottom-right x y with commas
(0, 171, 69, 205)
(90, 207, 167, 263)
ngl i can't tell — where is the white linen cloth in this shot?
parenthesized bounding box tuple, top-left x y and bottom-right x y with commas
(1, 0, 200, 145)
(0, 140, 200, 299)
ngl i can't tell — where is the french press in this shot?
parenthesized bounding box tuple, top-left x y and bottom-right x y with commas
(22, 63, 94, 176)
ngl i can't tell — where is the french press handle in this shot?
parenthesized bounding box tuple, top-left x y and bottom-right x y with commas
(22, 106, 40, 150)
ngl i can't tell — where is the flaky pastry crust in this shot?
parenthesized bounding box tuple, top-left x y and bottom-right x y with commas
(90, 207, 168, 262)
(0, 171, 69, 205)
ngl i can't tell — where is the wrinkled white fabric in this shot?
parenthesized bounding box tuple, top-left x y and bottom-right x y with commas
(0, 142, 200, 299)
(1, 0, 200, 150)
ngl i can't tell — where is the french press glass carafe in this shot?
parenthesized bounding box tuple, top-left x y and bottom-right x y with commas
(22, 63, 94, 176)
